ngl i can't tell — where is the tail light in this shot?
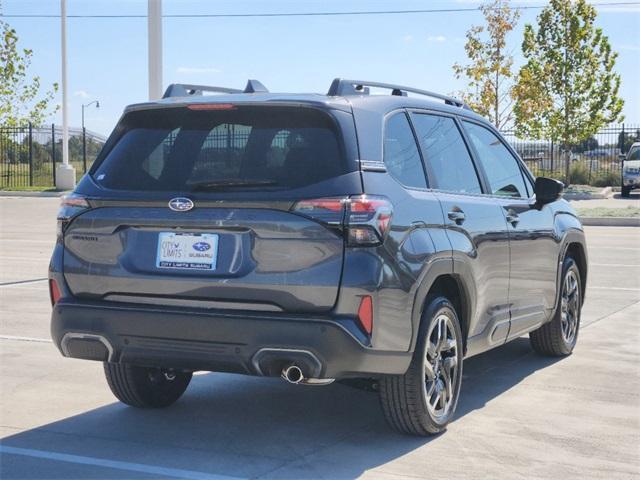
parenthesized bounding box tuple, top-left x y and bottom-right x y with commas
(291, 195, 393, 247)
(57, 194, 90, 238)
(357, 295, 373, 335)
(49, 279, 62, 306)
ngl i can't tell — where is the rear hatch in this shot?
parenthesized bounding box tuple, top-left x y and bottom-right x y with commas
(63, 104, 361, 313)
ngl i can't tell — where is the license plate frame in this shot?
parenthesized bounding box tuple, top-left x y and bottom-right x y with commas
(156, 232, 218, 271)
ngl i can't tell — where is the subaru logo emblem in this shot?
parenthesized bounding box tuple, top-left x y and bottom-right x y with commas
(168, 197, 194, 212)
(192, 242, 211, 252)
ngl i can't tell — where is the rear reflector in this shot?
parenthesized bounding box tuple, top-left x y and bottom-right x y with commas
(357, 295, 373, 335)
(49, 279, 62, 306)
(187, 103, 236, 111)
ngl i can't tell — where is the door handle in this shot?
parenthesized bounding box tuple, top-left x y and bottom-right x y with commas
(505, 210, 519, 226)
(447, 209, 466, 225)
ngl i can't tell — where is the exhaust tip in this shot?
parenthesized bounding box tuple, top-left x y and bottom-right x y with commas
(281, 365, 304, 384)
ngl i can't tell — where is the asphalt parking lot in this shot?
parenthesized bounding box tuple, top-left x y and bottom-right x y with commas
(1, 196, 639, 479)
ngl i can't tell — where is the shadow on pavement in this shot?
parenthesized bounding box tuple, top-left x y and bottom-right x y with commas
(1, 338, 562, 479)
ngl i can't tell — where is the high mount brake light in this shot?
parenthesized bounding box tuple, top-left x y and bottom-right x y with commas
(187, 104, 237, 111)
(291, 195, 393, 246)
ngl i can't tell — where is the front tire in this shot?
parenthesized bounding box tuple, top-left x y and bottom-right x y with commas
(530, 256, 582, 356)
(103, 363, 192, 408)
(379, 296, 464, 436)
(621, 185, 631, 198)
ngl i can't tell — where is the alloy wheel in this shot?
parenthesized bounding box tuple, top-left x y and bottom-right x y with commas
(560, 269, 580, 344)
(423, 313, 459, 419)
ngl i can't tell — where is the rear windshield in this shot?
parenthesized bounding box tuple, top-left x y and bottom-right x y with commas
(91, 106, 346, 192)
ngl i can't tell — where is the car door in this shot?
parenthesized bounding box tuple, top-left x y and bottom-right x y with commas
(409, 112, 511, 354)
(461, 120, 558, 340)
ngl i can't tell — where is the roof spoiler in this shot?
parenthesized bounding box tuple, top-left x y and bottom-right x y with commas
(162, 79, 269, 99)
(327, 78, 470, 109)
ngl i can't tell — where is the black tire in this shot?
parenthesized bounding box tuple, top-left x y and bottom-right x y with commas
(103, 363, 192, 408)
(621, 185, 632, 198)
(530, 256, 582, 356)
(379, 296, 464, 436)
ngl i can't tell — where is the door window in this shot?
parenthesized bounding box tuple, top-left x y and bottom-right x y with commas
(463, 121, 529, 198)
(410, 113, 482, 194)
(383, 112, 427, 189)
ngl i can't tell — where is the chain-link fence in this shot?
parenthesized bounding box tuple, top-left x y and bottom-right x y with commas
(502, 124, 640, 186)
(0, 124, 106, 189)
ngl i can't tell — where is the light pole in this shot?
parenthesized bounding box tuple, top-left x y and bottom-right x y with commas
(56, 0, 76, 190)
(148, 0, 163, 100)
(81, 100, 99, 173)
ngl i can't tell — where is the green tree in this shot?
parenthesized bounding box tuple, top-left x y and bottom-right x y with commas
(0, 17, 58, 127)
(453, 0, 520, 129)
(513, 0, 623, 183)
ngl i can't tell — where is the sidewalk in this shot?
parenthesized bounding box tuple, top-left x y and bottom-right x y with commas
(570, 191, 640, 226)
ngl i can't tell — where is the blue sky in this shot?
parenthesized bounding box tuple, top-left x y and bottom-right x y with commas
(3, 0, 640, 135)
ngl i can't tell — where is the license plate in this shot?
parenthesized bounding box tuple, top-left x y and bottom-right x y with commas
(156, 232, 218, 270)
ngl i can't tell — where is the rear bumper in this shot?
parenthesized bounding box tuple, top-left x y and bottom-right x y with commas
(50, 299, 411, 379)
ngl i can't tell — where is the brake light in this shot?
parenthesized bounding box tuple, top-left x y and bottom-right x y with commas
(291, 195, 393, 246)
(357, 295, 373, 335)
(57, 194, 90, 238)
(187, 104, 236, 111)
(346, 195, 393, 246)
(49, 279, 62, 306)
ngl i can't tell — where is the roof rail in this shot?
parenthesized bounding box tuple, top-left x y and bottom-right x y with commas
(162, 79, 269, 99)
(327, 78, 469, 109)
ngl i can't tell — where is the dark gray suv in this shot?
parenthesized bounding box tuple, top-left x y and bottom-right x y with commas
(50, 79, 587, 436)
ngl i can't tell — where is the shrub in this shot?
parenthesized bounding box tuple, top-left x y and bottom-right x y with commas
(569, 162, 590, 185)
(591, 171, 620, 187)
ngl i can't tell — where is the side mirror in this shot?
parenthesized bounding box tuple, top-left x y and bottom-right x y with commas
(535, 177, 564, 206)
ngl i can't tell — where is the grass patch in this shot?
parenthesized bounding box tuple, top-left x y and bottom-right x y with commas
(576, 206, 640, 218)
(0, 185, 62, 192)
(565, 184, 603, 195)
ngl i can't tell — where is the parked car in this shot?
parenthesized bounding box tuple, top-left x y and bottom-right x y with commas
(49, 79, 588, 436)
(622, 142, 640, 197)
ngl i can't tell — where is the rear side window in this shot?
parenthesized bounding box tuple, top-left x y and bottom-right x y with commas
(410, 113, 482, 194)
(462, 121, 528, 198)
(383, 113, 427, 189)
(92, 106, 346, 192)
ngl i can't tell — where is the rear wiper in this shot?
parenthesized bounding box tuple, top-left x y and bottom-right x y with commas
(189, 179, 279, 191)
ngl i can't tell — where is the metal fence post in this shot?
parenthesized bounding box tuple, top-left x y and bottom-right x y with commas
(51, 123, 56, 186)
(28, 123, 33, 186)
(82, 126, 87, 173)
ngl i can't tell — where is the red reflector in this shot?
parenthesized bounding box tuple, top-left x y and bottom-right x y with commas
(187, 103, 236, 111)
(49, 279, 62, 306)
(357, 296, 373, 335)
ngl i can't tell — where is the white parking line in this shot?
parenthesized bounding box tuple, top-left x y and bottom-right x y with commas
(589, 286, 640, 292)
(0, 446, 243, 480)
(0, 278, 48, 287)
(0, 335, 52, 343)
(589, 263, 640, 267)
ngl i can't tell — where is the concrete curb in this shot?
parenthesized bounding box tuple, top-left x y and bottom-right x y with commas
(580, 217, 640, 227)
(0, 190, 69, 198)
(564, 186, 611, 200)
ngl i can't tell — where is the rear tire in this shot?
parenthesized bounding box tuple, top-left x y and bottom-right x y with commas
(530, 256, 582, 356)
(621, 185, 631, 198)
(103, 363, 192, 408)
(379, 296, 463, 436)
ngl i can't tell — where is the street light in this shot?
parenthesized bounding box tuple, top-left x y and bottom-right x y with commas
(81, 100, 100, 131)
(81, 100, 99, 174)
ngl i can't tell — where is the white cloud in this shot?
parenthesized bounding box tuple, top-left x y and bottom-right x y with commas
(427, 35, 447, 43)
(176, 66, 221, 74)
(74, 90, 90, 99)
(403, 34, 414, 42)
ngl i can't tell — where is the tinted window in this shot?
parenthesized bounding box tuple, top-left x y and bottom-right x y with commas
(463, 121, 528, 198)
(92, 107, 345, 192)
(410, 113, 481, 194)
(628, 147, 640, 161)
(383, 113, 427, 189)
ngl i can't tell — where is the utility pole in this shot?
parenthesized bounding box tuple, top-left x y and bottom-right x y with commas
(148, 0, 163, 100)
(56, 0, 76, 190)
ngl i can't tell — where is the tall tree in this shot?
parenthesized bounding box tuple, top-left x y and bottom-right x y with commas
(0, 17, 58, 127)
(512, 0, 623, 183)
(453, 0, 520, 129)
